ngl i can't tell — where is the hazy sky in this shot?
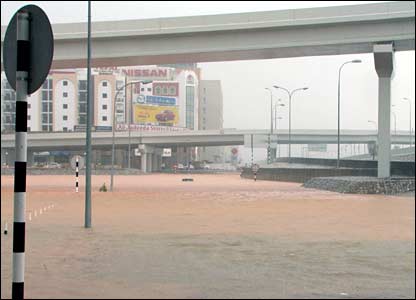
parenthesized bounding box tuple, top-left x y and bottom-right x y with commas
(1, 1, 415, 134)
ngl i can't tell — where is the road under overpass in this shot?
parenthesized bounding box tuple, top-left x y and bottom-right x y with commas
(1, 129, 414, 173)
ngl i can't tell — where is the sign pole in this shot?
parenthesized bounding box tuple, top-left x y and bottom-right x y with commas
(251, 134, 253, 167)
(84, 0, 92, 228)
(76, 156, 79, 193)
(12, 10, 30, 299)
(4, 5, 53, 298)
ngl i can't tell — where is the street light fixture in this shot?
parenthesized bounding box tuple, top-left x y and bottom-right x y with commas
(337, 59, 362, 168)
(264, 88, 274, 135)
(276, 116, 284, 157)
(368, 120, 378, 160)
(110, 80, 152, 192)
(273, 85, 308, 162)
(274, 102, 285, 131)
(368, 120, 377, 128)
(403, 97, 412, 147)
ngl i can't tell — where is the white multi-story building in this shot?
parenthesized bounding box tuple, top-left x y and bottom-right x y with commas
(1, 66, 202, 133)
(198, 80, 224, 163)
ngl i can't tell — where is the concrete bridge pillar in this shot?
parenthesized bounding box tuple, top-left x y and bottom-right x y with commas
(152, 153, 158, 172)
(147, 153, 153, 173)
(140, 145, 156, 173)
(374, 43, 394, 178)
(140, 152, 148, 173)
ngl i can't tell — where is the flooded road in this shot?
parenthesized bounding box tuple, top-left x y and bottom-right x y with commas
(1, 174, 414, 298)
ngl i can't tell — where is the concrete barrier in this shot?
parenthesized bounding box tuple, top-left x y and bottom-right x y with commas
(240, 167, 377, 183)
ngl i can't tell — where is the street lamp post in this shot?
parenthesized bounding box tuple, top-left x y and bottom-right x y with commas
(274, 101, 285, 159)
(276, 116, 283, 157)
(265, 88, 274, 135)
(403, 97, 412, 147)
(337, 59, 362, 168)
(274, 101, 285, 130)
(265, 88, 274, 164)
(368, 120, 378, 160)
(110, 80, 152, 192)
(273, 85, 308, 162)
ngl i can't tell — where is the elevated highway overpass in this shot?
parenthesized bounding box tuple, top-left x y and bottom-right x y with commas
(1, 129, 414, 150)
(2, 2, 414, 68)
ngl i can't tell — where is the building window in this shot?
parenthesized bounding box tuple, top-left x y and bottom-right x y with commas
(27, 127, 31, 132)
(63, 127, 68, 132)
(79, 80, 87, 91)
(186, 75, 194, 85)
(155, 86, 161, 95)
(102, 104, 107, 110)
(141, 88, 145, 92)
(147, 87, 151, 92)
(63, 81, 68, 86)
(79, 115, 86, 125)
(28, 103, 31, 109)
(27, 115, 31, 120)
(63, 116, 68, 121)
(186, 86, 195, 129)
(102, 116, 107, 121)
(42, 125, 49, 131)
(63, 104, 68, 109)
(42, 78, 53, 89)
(169, 86, 176, 95)
(102, 81, 108, 87)
(102, 93, 108, 98)
(63, 92, 68, 98)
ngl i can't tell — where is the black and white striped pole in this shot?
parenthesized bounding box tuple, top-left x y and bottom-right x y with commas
(3, 5, 54, 299)
(12, 10, 30, 299)
(75, 156, 79, 193)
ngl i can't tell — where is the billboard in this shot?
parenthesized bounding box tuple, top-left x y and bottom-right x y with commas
(134, 95, 177, 106)
(134, 104, 179, 125)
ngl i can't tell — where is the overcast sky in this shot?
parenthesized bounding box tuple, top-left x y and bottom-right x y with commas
(1, 1, 415, 134)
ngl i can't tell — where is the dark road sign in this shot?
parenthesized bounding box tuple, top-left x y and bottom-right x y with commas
(3, 4, 54, 94)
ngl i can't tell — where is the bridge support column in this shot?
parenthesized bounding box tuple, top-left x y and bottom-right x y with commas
(152, 153, 158, 172)
(147, 153, 153, 173)
(374, 43, 394, 178)
(140, 145, 156, 173)
(140, 152, 147, 173)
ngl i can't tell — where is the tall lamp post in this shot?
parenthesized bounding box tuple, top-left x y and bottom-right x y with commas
(403, 97, 412, 148)
(265, 88, 274, 164)
(337, 59, 362, 168)
(273, 85, 308, 162)
(276, 116, 284, 157)
(110, 80, 152, 192)
(264, 88, 274, 135)
(368, 120, 378, 160)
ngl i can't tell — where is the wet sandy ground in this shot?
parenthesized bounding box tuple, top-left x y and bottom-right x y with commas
(1, 174, 415, 299)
